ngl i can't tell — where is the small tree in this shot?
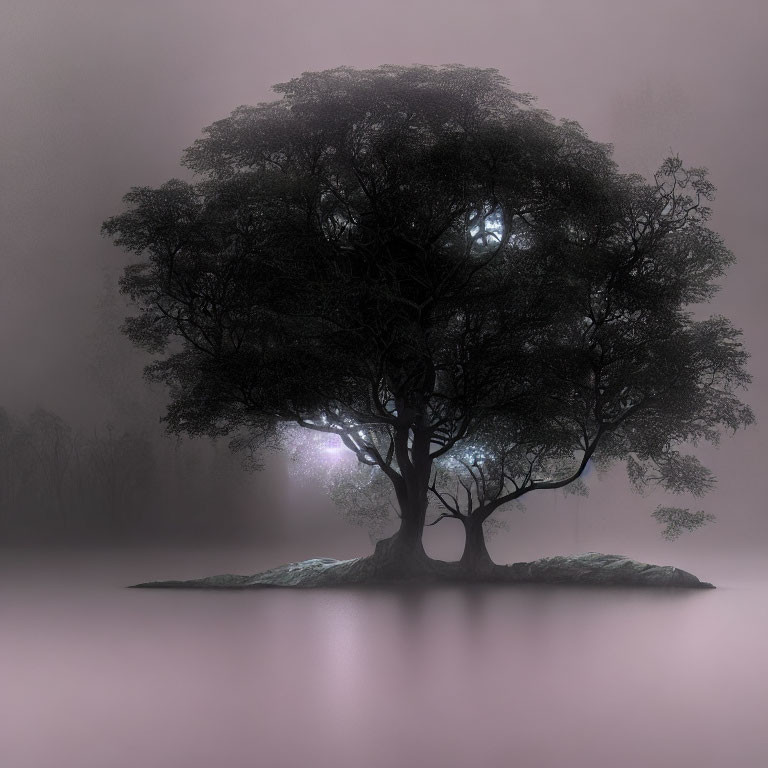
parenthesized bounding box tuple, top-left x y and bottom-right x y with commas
(103, 66, 751, 572)
(428, 159, 753, 571)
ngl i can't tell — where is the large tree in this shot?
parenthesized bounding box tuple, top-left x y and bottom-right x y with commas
(103, 66, 751, 572)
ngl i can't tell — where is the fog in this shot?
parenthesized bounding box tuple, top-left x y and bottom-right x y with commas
(2, 4, 768, 767)
(1, 0, 765, 564)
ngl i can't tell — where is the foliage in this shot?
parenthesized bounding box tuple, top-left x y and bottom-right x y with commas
(102, 65, 752, 557)
(652, 506, 717, 541)
(327, 466, 396, 539)
(426, 156, 752, 544)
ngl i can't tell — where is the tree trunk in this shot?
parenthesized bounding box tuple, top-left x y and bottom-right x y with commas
(460, 515, 494, 576)
(370, 420, 433, 576)
(373, 494, 429, 573)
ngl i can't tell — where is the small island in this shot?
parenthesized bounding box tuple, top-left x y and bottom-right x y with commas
(132, 551, 714, 589)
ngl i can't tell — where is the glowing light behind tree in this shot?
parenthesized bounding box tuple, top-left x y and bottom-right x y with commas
(282, 426, 358, 483)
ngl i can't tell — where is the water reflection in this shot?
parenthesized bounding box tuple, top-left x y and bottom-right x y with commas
(1, 551, 766, 768)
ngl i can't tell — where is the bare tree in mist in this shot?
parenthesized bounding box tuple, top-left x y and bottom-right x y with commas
(0, 400, 256, 544)
(0, 406, 158, 541)
(103, 65, 751, 576)
(28, 409, 73, 521)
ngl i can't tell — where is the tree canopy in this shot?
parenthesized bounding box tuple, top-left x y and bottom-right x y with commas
(103, 65, 752, 572)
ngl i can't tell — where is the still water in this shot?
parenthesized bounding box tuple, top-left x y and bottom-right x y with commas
(2, 549, 767, 768)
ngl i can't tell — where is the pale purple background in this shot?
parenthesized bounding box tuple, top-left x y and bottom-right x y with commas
(1, 3, 768, 766)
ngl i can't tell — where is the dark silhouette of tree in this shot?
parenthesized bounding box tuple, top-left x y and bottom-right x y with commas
(103, 66, 751, 573)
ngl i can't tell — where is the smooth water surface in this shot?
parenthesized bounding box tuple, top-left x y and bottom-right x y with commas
(2, 550, 767, 768)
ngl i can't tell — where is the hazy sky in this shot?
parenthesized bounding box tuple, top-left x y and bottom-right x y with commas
(1, 0, 766, 559)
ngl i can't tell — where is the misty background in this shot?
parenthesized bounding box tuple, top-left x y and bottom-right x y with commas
(1, 0, 766, 569)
